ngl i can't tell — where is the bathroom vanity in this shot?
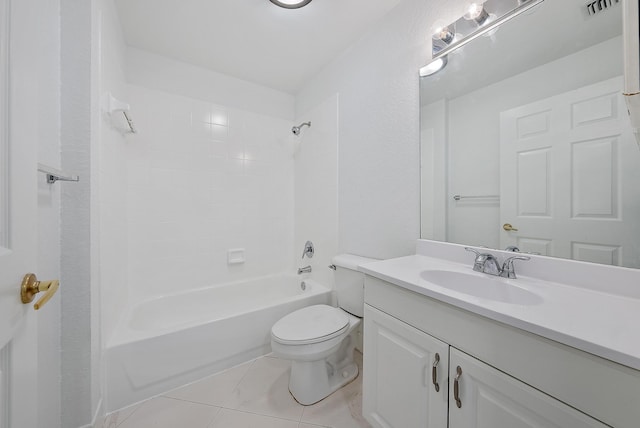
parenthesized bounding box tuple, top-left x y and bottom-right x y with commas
(360, 240, 640, 428)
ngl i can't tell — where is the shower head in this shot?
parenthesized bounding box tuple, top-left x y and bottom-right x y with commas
(292, 121, 311, 135)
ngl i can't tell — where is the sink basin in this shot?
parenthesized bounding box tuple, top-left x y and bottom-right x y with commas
(420, 270, 543, 305)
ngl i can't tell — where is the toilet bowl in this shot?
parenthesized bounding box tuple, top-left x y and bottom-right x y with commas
(271, 304, 360, 405)
(270, 254, 377, 405)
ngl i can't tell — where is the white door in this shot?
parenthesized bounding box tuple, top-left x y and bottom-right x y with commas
(363, 305, 449, 428)
(500, 77, 640, 267)
(0, 0, 41, 427)
(448, 348, 608, 428)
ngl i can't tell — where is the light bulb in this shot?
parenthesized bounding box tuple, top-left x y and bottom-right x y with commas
(436, 26, 455, 45)
(420, 57, 448, 77)
(465, 3, 490, 25)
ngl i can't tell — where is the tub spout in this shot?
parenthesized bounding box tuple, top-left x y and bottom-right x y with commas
(298, 265, 312, 274)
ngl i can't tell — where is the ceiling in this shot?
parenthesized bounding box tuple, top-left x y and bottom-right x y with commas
(114, 0, 405, 94)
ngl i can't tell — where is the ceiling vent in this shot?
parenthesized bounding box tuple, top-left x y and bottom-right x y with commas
(586, 0, 620, 16)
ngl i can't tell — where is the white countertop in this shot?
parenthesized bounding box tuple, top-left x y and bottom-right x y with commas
(360, 253, 640, 371)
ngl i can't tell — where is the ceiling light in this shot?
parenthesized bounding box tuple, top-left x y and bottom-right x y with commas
(269, 0, 312, 9)
(419, 56, 448, 77)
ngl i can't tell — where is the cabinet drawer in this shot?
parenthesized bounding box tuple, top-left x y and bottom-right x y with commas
(365, 275, 640, 428)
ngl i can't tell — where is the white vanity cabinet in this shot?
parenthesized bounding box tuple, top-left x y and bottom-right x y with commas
(363, 305, 448, 428)
(448, 348, 607, 428)
(362, 275, 637, 428)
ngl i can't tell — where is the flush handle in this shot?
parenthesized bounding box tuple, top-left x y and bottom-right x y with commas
(431, 353, 440, 392)
(20, 273, 60, 310)
(454, 365, 463, 408)
(503, 223, 519, 232)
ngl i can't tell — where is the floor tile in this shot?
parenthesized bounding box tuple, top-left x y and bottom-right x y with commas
(117, 396, 219, 428)
(300, 375, 370, 428)
(105, 353, 370, 428)
(223, 356, 303, 421)
(102, 402, 143, 428)
(300, 352, 371, 428)
(209, 408, 299, 428)
(164, 359, 254, 406)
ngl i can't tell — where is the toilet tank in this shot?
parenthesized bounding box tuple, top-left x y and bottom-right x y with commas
(332, 254, 378, 317)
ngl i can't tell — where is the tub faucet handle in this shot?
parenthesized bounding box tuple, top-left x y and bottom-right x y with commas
(301, 241, 314, 259)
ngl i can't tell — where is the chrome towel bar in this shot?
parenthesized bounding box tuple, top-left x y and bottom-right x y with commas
(453, 194, 500, 201)
(37, 163, 79, 184)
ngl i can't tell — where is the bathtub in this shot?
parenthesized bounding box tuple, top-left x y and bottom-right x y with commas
(105, 274, 331, 412)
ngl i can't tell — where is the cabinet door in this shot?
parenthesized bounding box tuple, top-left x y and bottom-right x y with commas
(363, 305, 448, 428)
(449, 348, 609, 428)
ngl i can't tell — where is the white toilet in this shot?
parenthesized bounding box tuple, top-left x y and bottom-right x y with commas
(271, 254, 376, 405)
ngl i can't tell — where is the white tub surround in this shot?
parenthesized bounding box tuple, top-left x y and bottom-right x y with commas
(360, 239, 640, 428)
(106, 275, 330, 412)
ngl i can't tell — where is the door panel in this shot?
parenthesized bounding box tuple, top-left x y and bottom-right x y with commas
(500, 77, 640, 267)
(0, 0, 40, 426)
(448, 348, 608, 428)
(363, 305, 448, 428)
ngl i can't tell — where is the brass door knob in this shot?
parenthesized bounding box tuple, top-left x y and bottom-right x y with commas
(21, 273, 59, 310)
(503, 223, 519, 232)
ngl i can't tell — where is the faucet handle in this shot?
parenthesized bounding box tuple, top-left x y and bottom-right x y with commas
(301, 241, 314, 259)
(465, 247, 496, 273)
(464, 247, 481, 257)
(500, 255, 531, 279)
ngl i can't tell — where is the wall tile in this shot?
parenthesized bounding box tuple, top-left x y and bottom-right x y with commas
(124, 84, 295, 303)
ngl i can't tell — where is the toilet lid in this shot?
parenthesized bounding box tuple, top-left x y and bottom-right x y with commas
(272, 305, 350, 345)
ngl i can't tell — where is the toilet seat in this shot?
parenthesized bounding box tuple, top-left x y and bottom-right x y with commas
(271, 304, 349, 345)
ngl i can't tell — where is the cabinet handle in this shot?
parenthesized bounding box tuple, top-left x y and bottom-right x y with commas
(454, 366, 462, 408)
(431, 353, 440, 392)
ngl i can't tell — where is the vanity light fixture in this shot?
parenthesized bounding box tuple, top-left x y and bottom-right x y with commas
(269, 0, 312, 9)
(421, 0, 544, 78)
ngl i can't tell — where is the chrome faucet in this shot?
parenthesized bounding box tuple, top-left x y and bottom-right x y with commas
(465, 247, 530, 279)
(500, 255, 531, 279)
(466, 248, 502, 275)
(298, 265, 312, 274)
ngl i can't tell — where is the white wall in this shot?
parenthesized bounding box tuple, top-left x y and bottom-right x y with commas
(36, 0, 62, 426)
(97, 0, 130, 350)
(61, 0, 100, 426)
(124, 82, 295, 303)
(126, 48, 294, 121)
(295, 0, 472, 260)
(294, 94, 339, 288)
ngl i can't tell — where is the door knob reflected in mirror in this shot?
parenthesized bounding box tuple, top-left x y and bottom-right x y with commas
(503, 223, 519, 232)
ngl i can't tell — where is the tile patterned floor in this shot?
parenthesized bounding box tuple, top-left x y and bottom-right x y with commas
(101, 351, 371, 428)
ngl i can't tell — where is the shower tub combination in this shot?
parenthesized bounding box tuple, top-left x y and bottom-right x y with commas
(105, 274, 331, 412)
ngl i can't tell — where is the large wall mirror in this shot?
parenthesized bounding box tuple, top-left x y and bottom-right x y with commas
(420, 0, 640, 268)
